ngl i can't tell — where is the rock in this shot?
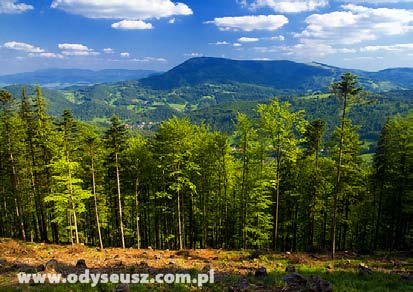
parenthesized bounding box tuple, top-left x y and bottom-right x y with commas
(112, 283, 130, 292)
(285, 265, 296, 273)
(276, 262, 283, 268)
(401, 274, 413, 281)
(255, 267, 267, 278)
(282, 272, 307, 287)
(139, 261, 148, 267)
(76, 259, 87, 269)
(202, 265, 211, 272)
(176, 250, 190, 257)
(248, 250, 263, 260)
(285, 251, 291, 255)
(358, 263, 372, 275)
(44, 259, 58, 273)
(229, 278, 249, 291)
(309, 275, 333, 292)
(168, 260, 176, 265)
(326, 264, 334, 270)
(154, 254, 161, 260)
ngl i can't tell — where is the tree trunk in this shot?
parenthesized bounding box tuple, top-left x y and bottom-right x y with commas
(91, 156, 104, 250)
(115, 152, 125, 248)
(135, 177, 141, 249)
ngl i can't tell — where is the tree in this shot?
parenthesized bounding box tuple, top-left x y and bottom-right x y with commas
(104, 115, 127, 248)
(330, 73, 366, 259)
(82, 128, 104, 250)
(257, 99, 307, 250)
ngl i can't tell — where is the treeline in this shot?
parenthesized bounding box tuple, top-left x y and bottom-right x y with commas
(0, 74, 412, 255)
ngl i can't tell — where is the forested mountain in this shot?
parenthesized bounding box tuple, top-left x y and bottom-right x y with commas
(1, 75, 412, 253)
(2, 58, 413, 146)
(139, 57, 413, 92)
(0, 68, 158, 88)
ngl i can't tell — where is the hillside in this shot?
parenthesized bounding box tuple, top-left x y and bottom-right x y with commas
(3, 57, 413, 142)
(139, 57, 340, 92)
(139, 57, 413, 92)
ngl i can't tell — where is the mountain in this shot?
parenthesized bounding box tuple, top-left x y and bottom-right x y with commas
(3, 57, 413, 144)
(139, 57, 413, 92)
(0, 68, 159, 88)
(139, 57, 340, 92)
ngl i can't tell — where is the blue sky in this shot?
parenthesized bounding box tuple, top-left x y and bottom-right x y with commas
(0, 0, 413, 74)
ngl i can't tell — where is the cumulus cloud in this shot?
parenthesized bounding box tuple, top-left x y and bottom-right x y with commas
(58, 43, 99, 56)
(0, 0, 33, 14)
(50, 0, 192, 20)
(58, 43, 89, 51)
(250, 0, 328, 13)
(296, 5, 413, 45)
(120, 52, 130, 58)
(111, 20, 153, 30)
(3, 41, 45, 53)
(238, 37, 260, 42)
(206, 15, 288, 31)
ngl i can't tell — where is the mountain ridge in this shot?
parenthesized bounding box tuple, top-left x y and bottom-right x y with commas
(138, 57, 413, 92)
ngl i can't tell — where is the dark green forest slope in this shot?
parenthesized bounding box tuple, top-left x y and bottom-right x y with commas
(1, 73, 412, 254)
(3, 57, 413, 148)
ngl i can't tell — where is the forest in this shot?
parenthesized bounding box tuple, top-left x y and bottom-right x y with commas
(0, 73, 412, 259)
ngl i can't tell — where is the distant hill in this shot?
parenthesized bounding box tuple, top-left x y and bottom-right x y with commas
(139, 57, 413, 92)
(2, 57, 413, 144)
(0, 68, 159, 88)
(139, 57, 340, 92)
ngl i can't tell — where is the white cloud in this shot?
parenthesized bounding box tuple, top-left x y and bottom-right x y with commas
(233, 43, 242, 47)
(360, 43, 413, 52)
(268, 35, 285, 41)
(132, 57, 167, 62)
(61, 50, 99, 56)
(120, 52, 130, 58)
(169, 18, 176, 24)
(28, 52, 64, 59)
(111, 20, 153, 30)
(250, 0, 328, 13)
(238, 37, 260, 42)
(206, 15, 288, 31)
(342, 0, 413, 3)
(50, 0, 192, 20)
(103, 48, 114, 54)
(58, 43, 99, 56)
(58, 43, 90, 51)
(3, 41, 45, 53)
(210, 41, 231, 45)
(0, 0, 33, 14)
(296, 5, 413, 45)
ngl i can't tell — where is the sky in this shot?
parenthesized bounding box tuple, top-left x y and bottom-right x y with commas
(0, 0, 413, 75)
